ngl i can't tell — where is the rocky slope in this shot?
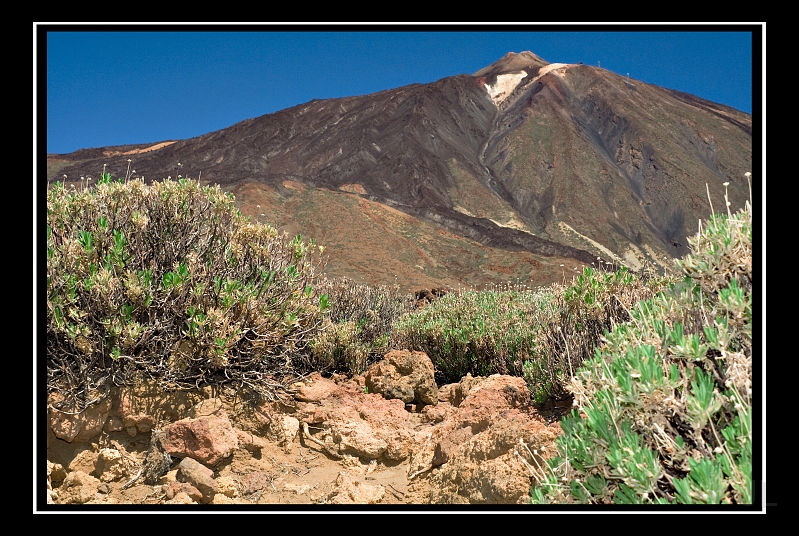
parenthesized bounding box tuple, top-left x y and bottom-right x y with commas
(46, 51, 753, 290)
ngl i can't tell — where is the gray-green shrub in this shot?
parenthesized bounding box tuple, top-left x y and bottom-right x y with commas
(309, 277, 416, 374)
(392, 285, 555, 383)
(46, 173, 327, 411)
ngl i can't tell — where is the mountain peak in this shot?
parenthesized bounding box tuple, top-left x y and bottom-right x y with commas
(473, 51, 549, 77)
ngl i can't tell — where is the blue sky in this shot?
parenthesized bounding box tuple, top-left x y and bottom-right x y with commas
(40, 24, 760, 155)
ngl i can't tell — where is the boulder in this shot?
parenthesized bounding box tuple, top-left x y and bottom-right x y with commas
(58, 470, 101, 504)
(364, 350, 439, 406)
(407, 374, 561, 503)
(94, 448, 128, 482)
(295, 374, 414, 461)
(161, 399, 239, 466)
(176, 457, 217, 503)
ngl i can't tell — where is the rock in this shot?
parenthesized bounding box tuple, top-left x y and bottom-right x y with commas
(94, 448, 127, 482)
(414, 288, 449, 308)
(295, 375, 414, 461)
(364, 350, 439, 405)
(235, 428, 270, 453)
(48, 461, 67, 484)
(242, 471, 272, 495)
(48, 392, 112, 443)
(328, 472, 386, 504)
(267, 415, 299, 453)
(215, 475, 239, 498)
(111, 379, 207, 432)
(166, 481, 203, 502)
(166, 491, 196, 504)
(161, 398, 239, 466)
(59, 470, 101, 504)
(123, 413, 155, 434)
(176, 457, 217, 503)
(431, 425, 473, 467)
(406, 374, 561, 504)
(68, 446, 99, 475)
(46, 460, 63, 504)
(104, 416, 124, 433)
(294, 373, 340, 402)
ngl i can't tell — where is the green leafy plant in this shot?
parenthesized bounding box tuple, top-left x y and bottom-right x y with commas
(528, 175, 753, 505)
(523, 264, 673, 404)
(392, 283, 555, 384)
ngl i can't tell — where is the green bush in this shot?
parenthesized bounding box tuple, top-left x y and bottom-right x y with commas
(309, 277, 416, 374)
(392, 284, 555, 384)
(527, 179, 753, 504)
(523, 265, 673, 403)
(46, 173, 327, 411)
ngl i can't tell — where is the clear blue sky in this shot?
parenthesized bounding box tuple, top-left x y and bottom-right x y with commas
(40, 24, 760, 155)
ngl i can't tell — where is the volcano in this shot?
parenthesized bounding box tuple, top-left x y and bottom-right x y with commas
(47, 51, 753, 291)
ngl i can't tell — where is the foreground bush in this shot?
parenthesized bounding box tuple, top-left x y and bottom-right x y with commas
(523, 265, 673, 403)
(46, 174, 327, 411)
(309, 277, 416, 374)
(392, 285, 555, 384)
(527, 180, 752, 504)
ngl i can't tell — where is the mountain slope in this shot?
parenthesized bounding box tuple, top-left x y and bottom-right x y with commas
(47, 51, 753, 290)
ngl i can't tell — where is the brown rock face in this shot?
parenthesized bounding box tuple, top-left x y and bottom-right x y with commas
(364, 350, 439, 405)
(407, 374, 561, 504)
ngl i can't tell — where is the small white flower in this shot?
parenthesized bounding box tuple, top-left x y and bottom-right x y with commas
(714, 446, 724, 454)
(744, 172, 752, 178)
(723, 182, 729, 187)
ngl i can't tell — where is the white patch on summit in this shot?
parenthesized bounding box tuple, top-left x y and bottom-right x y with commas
(485, 63, 573, 105)
(485, 71, 528, 104)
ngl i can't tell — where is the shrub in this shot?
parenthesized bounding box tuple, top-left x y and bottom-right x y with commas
(523, 265, 674, 403)
(392, 284, 555, 384)
(46, 173, 327, 411)
(309, 277, 416, 374)
(526, 178, 753, 504)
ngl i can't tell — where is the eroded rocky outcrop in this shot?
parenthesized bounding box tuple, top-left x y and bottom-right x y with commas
(44, 350, 564, 506)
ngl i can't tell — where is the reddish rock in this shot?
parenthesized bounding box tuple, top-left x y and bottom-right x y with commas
(161, 399, 239, 466)
(166, 481, 203, 503)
